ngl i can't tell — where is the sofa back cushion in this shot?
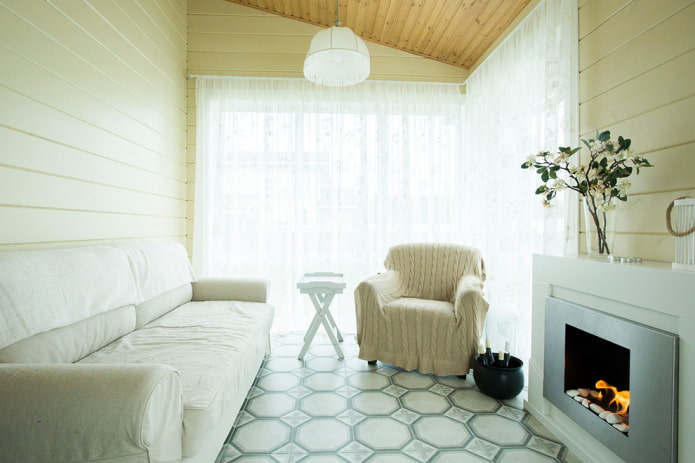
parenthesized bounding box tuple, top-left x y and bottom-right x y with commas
(0, 245, 137, 351)
(120, 241, 196, 304)
(135, 284, 193, 329)
(0, 305, 136, 363)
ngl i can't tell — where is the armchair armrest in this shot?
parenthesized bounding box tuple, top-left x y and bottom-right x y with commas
(454, 275, 489, 331)
(354, 271, 403, 308)
(0, 363, 183, 463)
(192, 277, 270, 303)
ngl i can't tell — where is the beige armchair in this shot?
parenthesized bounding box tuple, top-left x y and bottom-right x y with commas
(354, 243, 489, 376)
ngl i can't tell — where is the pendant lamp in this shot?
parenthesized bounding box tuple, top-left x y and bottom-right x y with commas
(303, 1, 370, 87)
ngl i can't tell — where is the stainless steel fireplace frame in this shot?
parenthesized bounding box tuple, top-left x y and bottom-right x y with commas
(544, 296, 679, 463)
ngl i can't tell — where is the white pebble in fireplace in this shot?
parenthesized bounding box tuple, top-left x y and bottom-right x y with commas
(527, 254, 695, 463)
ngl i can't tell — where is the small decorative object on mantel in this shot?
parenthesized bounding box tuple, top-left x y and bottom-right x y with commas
(521, 130, 653, 257)
(666, 196, 695, 272)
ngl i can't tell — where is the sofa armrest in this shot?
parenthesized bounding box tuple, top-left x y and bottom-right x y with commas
(0, 363, 183, 463)
(191, 277, 270, 303)
(454, 275, 489, 330)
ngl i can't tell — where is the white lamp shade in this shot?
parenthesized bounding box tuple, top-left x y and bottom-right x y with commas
(303, 26, 370, 87)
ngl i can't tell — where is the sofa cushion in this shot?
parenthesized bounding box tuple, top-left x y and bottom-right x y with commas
(120, 241, 196, 303)
(0, 305, 135, 364)
(0, 246, 137, 350)
(134, 284, 192, 329)
(79, 299, 275, 457)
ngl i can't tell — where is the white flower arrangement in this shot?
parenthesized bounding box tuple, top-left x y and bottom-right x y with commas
(521, 130, 653, 254)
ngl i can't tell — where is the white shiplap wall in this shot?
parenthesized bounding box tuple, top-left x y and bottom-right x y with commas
(578, 0, 695, 261)
(0, 0, 188, 251)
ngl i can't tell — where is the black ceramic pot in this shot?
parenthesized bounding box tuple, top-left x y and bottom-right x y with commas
(473, 354, 525, 400)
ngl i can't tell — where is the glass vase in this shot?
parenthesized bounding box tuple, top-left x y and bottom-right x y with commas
(583, 197, 615, 256)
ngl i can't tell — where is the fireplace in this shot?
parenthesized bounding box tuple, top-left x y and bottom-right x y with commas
(544, 297, 679, 463)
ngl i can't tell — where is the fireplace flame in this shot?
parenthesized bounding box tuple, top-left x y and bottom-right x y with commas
(595, 380, 630, 415)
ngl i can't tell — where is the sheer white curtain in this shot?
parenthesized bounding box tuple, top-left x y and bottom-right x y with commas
(193, 0, 577, 362)
(193, 78, 466, 333)
(462, 0, 578, 362)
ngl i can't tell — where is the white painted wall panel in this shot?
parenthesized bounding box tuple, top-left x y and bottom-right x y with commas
(0, 0, 188, 250)
(578, 0, 695, 262)
(2, 128, 185, 199)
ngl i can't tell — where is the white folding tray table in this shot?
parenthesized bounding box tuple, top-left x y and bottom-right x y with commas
(296, 272, 346, 360)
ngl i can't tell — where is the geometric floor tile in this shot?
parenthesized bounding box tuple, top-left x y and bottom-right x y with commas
(217, 331, 580, 463)
(468, 415, 530, 446)
(413, 416, 471, 448)
(355, 417, 412, 450)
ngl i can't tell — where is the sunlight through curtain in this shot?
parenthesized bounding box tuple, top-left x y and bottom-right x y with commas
(193, 79, 466, 333)
(193, 0, 577, 364)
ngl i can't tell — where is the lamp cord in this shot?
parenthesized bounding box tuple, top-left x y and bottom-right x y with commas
(333, 0, 341, 27)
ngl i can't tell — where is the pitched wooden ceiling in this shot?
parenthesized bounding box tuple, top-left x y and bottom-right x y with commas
(224, 0, 532, 70)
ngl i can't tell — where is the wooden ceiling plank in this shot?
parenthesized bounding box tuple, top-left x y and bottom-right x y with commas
(308, 0, 320, 24)
(316, 0, 330, 27)
(222, 0, 531, 71)
(381, 0, 411, 46)
(460, 0, 530, 67)
(354, 0, 378, 37)
(422, 0, 475, 59)
(434, 0, 496, 65)
(410, 0, 454, 54)
(343, 0, 356, 29)
(367, 0, 392, 40)
(276, 0, 290, 16)
(396, 0, 434, 50)
(371, 0, 400, 44)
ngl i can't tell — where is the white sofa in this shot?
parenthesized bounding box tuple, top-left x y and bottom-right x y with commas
(0, 242, 275, 463)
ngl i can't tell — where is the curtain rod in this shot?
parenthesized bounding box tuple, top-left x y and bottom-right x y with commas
(186, 74, 466, 87)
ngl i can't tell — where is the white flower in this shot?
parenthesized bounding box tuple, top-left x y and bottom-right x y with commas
(526, 154, 538, 164)
(597, 201, 616, 212)
(626, 149, 640, 161)
(618, 179, 631, 194)
(552, 179, 567, 191)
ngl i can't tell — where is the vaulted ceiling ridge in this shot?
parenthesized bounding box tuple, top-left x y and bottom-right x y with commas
(224, 0, 532, 70)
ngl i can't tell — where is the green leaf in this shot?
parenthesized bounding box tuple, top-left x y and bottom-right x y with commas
(521, 162, 529, 169)
(535, 185, 548, 194)
(599, 130, 610, 142)
(549, 169, 557, 179)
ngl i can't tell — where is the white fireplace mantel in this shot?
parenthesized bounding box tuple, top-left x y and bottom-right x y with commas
(527, 254, 695, 463)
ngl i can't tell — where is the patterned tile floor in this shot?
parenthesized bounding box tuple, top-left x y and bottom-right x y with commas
(216, 332, 581, 463)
